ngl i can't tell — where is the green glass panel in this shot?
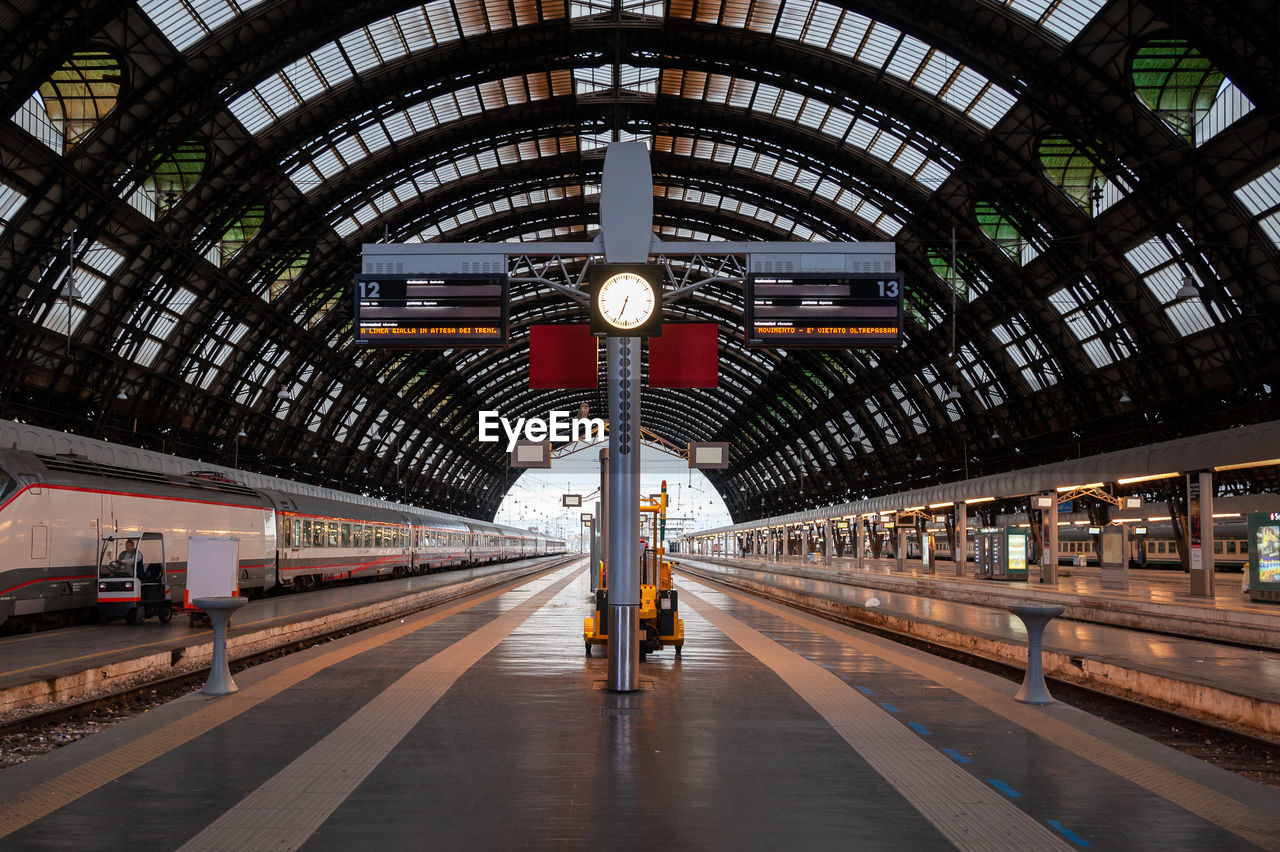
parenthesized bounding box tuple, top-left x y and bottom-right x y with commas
(147, 142, 207, 213)
(1037, 135, 1106, 212)
(1132, 39, 1224, 141)
(269, 251, 310, 302)
(926, 249, 969, 301)
(974, 201, 1028, 262)
(221, 204, 267, 265)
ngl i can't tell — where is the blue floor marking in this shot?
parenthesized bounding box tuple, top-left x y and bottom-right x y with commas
(855, 686, 874, 695)
(878, 702, 901, 713)
(1046, 821, 1090, 846)
(942, 748, 971, 763)
(987, 779, 1021, 799)
(906, 721, 931, 736)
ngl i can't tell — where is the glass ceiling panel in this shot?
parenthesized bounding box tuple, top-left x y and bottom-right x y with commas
(140, 0, 267, 52)
(284, 72, 572, 194)
(1123, 235, 1216, 337)
(668, 0, 1018, 130)
(655, 133, 904, 236)
(0, 180, 28, 239)
(228, 2, 570, 134)
(995, 0, 1106, 43)
(1234, 163, 1280, 251)
(660, 69, 954, 193)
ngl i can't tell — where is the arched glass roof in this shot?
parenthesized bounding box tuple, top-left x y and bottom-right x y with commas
(2, 0, 1277, 521)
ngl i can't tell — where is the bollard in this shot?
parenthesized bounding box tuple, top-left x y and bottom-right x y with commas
(194, 596, 248, 695)
(1008, 603, 1064, 704)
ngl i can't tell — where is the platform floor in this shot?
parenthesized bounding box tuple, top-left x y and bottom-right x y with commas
(2, 562, 1279, 851)
(677, 557, 1280, 710)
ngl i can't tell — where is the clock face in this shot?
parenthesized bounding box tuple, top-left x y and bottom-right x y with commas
(597, 272, 657, 330)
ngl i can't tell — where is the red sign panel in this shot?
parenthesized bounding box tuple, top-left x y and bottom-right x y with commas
(529, 324, 599, 388)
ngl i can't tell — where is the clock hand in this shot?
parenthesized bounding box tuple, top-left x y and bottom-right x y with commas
(620, 294, 629, 315)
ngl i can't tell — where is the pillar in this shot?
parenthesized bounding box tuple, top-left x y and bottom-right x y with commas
(954, 502, 968, 577)
(1039, 492, 1058, 584)
(1187, 470, 1215, 597)
(895, 520, 906, 573)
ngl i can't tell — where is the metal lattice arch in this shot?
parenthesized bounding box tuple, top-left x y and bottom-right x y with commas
(1, 0, 1277, 522)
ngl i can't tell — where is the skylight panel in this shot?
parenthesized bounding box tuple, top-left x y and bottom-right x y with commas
(998, 0, 1105, 43)
(0, 180, 28, 237)
(1234, 163, 1280, 250)
(885, 35, 930, 85)
(829, 12, 872, 58)
(859, 21, 899, 68)
(1123, 235, 1215, 337)
(140, 0, 267, 52)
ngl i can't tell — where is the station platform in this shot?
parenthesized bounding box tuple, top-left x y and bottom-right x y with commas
(677, 556, 1280, 739)
(1, 560, 1278, 850)
(0, 558, 556, 720)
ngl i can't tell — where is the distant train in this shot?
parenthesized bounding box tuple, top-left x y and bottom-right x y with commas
(0, 445, 564, 631)
(922, 523, 1248, 571)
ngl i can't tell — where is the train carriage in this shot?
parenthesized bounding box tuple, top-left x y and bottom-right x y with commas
(0, 421, 571, 634)
(0, 448, 276, 627)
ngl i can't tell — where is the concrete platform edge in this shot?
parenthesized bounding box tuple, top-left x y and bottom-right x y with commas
(678, 562, 1280, 741)
(0, 560, 557, 722)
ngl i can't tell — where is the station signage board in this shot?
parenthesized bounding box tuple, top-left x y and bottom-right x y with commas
(354, 273, 508, 347)
(745, 272, 903, 348)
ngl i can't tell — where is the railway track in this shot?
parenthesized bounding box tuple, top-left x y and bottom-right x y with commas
(0, 555, 580, 763)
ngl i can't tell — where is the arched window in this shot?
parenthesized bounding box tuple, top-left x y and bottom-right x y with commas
(266, 252, 310, 302)
(36, 50, 122, 148)
(220, 204, 266, 265)
(1037, 135, 1108, 214)
(145, 142, 208, 216)
(975, 201, 1037, 264)
(1131, 38, 1224, 143)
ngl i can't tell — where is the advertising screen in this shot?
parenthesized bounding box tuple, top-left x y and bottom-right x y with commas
(1251, 512, 1280, 586)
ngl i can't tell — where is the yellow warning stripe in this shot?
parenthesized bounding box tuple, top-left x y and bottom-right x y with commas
(685, 575, 1280, 850)
(0, 565, 577, 840)
(680, 590, 1071, 851)
(178, 569, 581, 850)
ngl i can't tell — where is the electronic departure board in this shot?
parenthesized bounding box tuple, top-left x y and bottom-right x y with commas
(353, 273, 508, 348)
(745, 272, 903, 348)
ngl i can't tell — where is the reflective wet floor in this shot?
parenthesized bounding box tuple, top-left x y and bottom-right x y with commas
(1, 562, 1278, 851)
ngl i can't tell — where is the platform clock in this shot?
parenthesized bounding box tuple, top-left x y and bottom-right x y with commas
(589, 264, 664, 336)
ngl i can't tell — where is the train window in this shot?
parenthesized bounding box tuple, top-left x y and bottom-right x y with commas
(352, 524, 362, 545)
(301, 519, 311, 545)
(1227, 540, 1237, 554)
(1214, 541, 1223, 554)
(364, 526, 373, 547)
(373, 527, 382, 547)
(328, 522, 339, 547)
(341, 524, 351, 547)
(314, 522, 326, 547)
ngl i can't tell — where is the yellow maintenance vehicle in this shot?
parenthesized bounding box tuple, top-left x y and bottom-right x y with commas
(584, 481, 684, 658)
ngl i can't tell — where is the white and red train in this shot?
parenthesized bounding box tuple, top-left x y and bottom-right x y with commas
(0, 437, 563, 632)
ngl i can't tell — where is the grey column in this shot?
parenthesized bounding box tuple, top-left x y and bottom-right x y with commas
(856, 518, 865, 572)
(1040, 492, 1059, 584)
(1188, 470, 1215, 597)
(895, 521, 906, 573)
(954, 503, 968, 577)
(606, 335, 641, 691)
(598, 451, 609, 590)
(824, 519, 834, 566)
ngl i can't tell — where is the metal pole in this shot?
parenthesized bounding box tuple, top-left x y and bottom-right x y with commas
(67, 228, 76, 358)
(606, 335, 640, 691)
